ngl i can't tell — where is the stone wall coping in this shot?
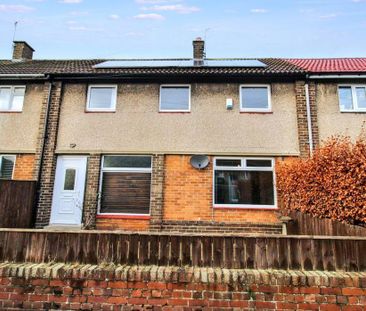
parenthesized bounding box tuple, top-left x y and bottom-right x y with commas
(0, 262, 365, 287)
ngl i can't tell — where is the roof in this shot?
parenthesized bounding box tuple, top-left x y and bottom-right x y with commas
(287, 58, 366, 73)
(0, 58, 304, 76)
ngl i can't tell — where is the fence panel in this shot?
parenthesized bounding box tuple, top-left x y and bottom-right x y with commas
(0, 180, 37, 228)
(0, 229, 365, 271)
(286, 210, 366, 236)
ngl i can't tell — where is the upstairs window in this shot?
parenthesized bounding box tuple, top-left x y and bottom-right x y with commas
(0, 86, 25, 112)
(86, 85, 117, 112)
(240, 85, 271, 112)
(214, 157, 276, 208)
(338, 85, 366, 112)
(159, 85, 191, 112)
(0, 155, 16, 180)
(99, 155, 152, 215)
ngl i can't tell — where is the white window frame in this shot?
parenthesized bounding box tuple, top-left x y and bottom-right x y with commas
(240, 84, 272, 112)
(159, 84, 191, 112)
(213, 156, 277, 209)
(97, 155, 152, 216)
(0, 155, 16, 180)
(0, 86, 26, 112)
(338, 84, 366, 112)
(86, 85, 117, 112)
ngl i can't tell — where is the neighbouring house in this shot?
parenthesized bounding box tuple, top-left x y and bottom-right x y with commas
(0, 39, 365, 233)
(286, 58, 366, 146)
(0, 42, 46, 182)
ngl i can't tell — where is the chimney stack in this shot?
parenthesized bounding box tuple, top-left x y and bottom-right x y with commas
(12, 41, 34, 61)
(193, 37, 205, 65)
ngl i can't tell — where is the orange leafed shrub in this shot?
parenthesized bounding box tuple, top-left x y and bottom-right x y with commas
(277, 135, 366, 225)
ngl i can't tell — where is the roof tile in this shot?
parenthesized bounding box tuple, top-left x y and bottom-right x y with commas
(287, 58, 366, 73)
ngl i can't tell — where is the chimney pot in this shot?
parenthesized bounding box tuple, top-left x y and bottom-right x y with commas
(12, 41, 34, 61)
(192, 38, 205, 65)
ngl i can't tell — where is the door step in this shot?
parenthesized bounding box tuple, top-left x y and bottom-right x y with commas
(44, 225, 82, 231)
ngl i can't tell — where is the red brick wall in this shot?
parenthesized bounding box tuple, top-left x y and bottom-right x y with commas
(13, 154, 36, 180)
(164, 155, 280, 224)
(96, 217, 150, 231)
(0, 263, 364, 310)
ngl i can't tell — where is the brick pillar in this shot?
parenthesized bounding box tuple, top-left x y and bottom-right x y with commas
(82, 154, 101, 229)
(295, 81, 311, 158)
(35, 82, 63, 228)
(149, 154, 165, 230)
(33, 82, 51, 180)
(308, 82, 320, 149)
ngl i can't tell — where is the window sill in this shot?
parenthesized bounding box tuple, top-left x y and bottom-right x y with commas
(340, 110, 366, 113)
(240, 111, 273, 114)
(96, 215, 151, 220)
(85, 110, 116, 113)
(159, 111, 191, 114)
(213, 205, 278, 210)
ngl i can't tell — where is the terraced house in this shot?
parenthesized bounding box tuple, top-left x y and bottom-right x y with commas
(0, 39, 365, 233)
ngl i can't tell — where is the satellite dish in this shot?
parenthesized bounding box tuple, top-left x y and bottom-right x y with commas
(190, 155, 209, 170)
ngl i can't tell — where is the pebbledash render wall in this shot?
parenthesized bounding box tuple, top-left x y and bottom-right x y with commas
(0, 263, 365, 310)
(35, 80, 315, 231)
(56, 83, 300, 155)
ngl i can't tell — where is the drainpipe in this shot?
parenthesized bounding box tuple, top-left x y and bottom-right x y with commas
(305, 82, 314, 156)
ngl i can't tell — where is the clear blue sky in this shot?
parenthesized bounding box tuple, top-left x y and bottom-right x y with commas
(0, 0, 365, 59)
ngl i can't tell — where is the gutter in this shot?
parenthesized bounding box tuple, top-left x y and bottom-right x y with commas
(0, 74, 46, 80)
(309, 74, 366, 79)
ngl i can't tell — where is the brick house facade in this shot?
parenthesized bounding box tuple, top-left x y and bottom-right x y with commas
(1, 40, 365, 233)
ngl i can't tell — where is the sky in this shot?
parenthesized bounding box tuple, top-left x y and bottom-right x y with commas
(0, 0, 365, 59)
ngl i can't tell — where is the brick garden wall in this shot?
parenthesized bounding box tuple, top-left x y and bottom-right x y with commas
(0, 263, 365, 310)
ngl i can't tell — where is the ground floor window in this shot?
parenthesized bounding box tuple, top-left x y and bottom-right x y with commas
(0, 155, 16, 180)
(99, 155, 152, 215)
(214, 157, 276, 208)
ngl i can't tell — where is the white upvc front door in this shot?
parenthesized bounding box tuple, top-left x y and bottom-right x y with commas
(50, 156, 87, 226)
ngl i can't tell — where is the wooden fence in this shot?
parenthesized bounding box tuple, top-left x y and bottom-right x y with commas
(0, 229, 365, 271)
(286, 210, 366, 236)
(0, 181, 37, 228)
